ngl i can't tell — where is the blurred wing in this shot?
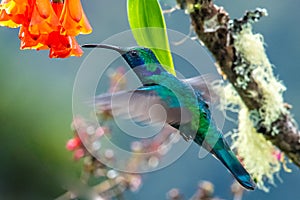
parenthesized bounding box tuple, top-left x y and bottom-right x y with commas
(182, 75, 219, 103)
(95, 85, 192, 126)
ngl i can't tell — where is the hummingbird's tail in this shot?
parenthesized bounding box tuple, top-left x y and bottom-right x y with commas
(210, 138, 256, 190)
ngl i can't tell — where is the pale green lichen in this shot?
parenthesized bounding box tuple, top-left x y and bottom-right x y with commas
(234, 25, 268, 67)
(212, 81, 241, 113)
(232, 107, 281, 192)
(233, 24, 286, 130)
(212, 24, 290, 188)
(213, 81, 284, 191)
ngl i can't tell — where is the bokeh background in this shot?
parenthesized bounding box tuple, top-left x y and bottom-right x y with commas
(0, 0, 299, 199)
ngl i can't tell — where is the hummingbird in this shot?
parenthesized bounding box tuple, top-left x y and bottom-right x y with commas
(82, 44, 256, 190)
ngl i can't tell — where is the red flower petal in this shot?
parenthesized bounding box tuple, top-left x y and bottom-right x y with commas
(19, 25, 48, 49)
(51, 1, 63, 16)
(0, 9, 20, 27)
(0, 0, 31, 27)
(47, 31, 83, 58)
(68, 35, 83, 56)
(29, 0, 61, 35)
(59, 0, 92, 36)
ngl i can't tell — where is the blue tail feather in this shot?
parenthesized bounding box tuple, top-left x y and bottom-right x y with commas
(212, 143, 256, 190)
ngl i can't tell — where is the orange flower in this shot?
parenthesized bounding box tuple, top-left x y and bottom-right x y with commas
(28, 0, 61, 35)
(59, 0, 92, 36)
(0, 0, 31, 27)
(47, 1, 83, 58)
(0, 0, 92, 58)
(51, 0, 63, 16)
(19, 2, 83, 58)
(47, 31, 83, 58)
(19, 25, 48, 50)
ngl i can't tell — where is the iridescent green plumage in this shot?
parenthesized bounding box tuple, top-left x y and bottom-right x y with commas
(82, 44, 256, 190)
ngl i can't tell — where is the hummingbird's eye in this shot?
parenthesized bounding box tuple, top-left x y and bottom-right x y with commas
(130, 50, 138, 57)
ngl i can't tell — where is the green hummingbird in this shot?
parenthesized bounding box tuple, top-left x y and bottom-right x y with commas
(82, 44, 256, 190)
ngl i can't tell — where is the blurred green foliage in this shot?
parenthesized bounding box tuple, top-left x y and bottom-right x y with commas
(0, 29, 82, 199)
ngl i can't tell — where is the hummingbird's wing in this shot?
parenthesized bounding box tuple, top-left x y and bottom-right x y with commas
(94, 85, 192, 126)
(182, 75, 219, 104)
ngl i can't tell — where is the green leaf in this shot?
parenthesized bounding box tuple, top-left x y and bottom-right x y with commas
(127, 0, 175, 75)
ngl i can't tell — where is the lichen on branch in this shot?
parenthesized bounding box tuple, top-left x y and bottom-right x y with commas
(176, 0, 300, 189)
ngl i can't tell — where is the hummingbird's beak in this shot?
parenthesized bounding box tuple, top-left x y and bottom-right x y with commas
(81, 44, 127, 55)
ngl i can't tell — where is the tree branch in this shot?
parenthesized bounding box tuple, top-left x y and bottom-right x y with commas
(178, 0, 300, 167)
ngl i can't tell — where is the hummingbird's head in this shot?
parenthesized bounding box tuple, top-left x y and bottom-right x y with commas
(81, 44, 160, 69)
(121, 47, 160, 68)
